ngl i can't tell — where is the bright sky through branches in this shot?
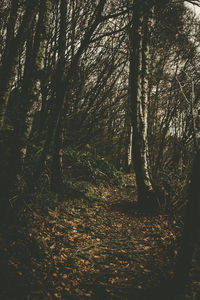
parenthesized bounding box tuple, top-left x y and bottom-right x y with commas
(185, 1, 200, 16)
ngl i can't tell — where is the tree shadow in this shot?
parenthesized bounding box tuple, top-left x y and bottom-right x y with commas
(125, 279, 186, 300)
(85, 279, 184, 300)
(110, 200, 160, 217)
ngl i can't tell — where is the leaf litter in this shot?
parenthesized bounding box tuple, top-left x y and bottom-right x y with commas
(0, 174, 199, 299)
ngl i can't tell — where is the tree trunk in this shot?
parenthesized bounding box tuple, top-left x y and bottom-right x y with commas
(125, 123, 133, 173)
(0, 0, 52, 211)
(0, 0, 40, 216)
(34, 0, 107, 182)
(129, 0, 154, 206)
(173, 150, 200, 292)
(19, 0, 52, 161)
(51, 120, 64, 194)
(0, 0, 39, 129)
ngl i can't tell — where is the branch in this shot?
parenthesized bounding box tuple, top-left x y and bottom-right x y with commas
(90, 25, 128, 43)
(67, 0, 107, 74)
(101, 9, 129, 21)
(175, 76, 190, 104)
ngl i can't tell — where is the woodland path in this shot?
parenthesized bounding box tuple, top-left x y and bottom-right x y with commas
(0, 175, 198, 299)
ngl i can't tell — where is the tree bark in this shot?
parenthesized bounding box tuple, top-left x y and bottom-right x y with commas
(0, 0, 52, 211)
(173, 150, 200, 292)
(51, 119, 64, 194)
(49, 0, 67, 193)
(0, 0, 39, 129)
(19, 0, 52, 161)
(34, 0, 107, 182)
(129, 0, 154, 206)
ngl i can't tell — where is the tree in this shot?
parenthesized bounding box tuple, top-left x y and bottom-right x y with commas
(147, 2, 200, 207)
(173, 149, 200, 293)
(0, 0, 41, 216)
(128, 0, 155, 206)
(32, 0, 108, 187)
(0, 0, 39, 129)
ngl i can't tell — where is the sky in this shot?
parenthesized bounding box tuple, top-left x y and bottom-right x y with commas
(186, 1, 200, 16)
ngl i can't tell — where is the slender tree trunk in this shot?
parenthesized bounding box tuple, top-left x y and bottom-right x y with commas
(6, 0, 52, 199)
(4, 0, 19, 48)
(51, 0, 67, 186)
(128, 125, 133, 169)
(34, 0, 107, 182)
(0, 0, 40, 217)
(51, 119, 64, 194)
(19, 0, 52, 160)
(141, 8, 152, 186)
(35, 0, 68, 191)
(0, 0, 20, 204)
(0, 0, 52, 211)
(126, 123, 133, 173)
(0, 0, 39, 129)
(129, 0, 154, 206)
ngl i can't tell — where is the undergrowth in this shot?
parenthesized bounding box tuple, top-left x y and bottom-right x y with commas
(63, 148, 124, 186)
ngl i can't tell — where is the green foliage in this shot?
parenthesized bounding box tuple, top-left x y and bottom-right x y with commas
(63, 148, 124, 186)
(64, 181, 102, 202)
(23, 149, 124, 210)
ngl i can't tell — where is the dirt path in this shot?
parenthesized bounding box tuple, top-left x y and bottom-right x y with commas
(0, 178, 197, 299)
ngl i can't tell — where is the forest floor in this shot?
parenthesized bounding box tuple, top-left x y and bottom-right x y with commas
(0, 174, 200, 300)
